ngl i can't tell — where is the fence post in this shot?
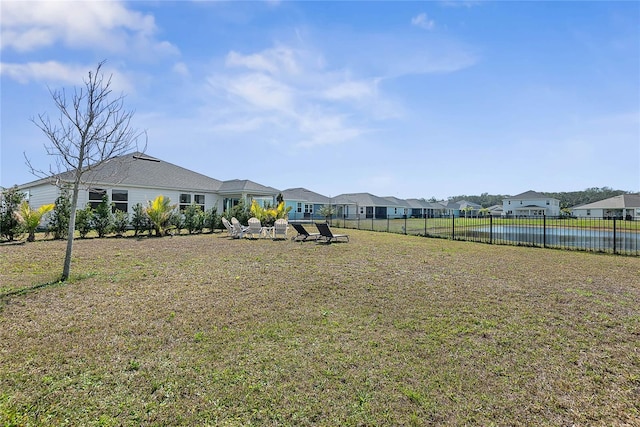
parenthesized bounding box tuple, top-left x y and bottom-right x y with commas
(543, 213, 547, 248)
(613, 218, 617, 254)
(404, 215, 407, 235)
(451, 214, 455, 239)
(489, 214, 493, 244)
(424, 214, 427, 236)
(387, 215, 390, 233)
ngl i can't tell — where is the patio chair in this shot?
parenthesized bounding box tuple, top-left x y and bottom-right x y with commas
(230, 217, 247, 239)
(246, 217, 263, 239)
(291, 223, 320, 241)
(221, 217, 235, 237)
(315, 222, 349, 243)
(273, 218, 289, 240)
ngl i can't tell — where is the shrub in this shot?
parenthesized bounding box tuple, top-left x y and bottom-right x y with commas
(75, 204, 93, 238)
(250, 200, 292, 227)
(204, 207, 220, 233)
(112, 209, 129, 237)
(131, 202, 151, 236)
(0, 186, 25, 241)
(226, 200, 249, 225)
(184, 204, 205, 234)
(92, 193, 113, 238)
(49, 186, 71, 239)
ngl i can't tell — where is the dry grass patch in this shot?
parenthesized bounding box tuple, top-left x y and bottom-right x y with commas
(1, 230, 639, 426)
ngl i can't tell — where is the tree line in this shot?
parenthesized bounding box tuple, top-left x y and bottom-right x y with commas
(443, 187, 631, 209)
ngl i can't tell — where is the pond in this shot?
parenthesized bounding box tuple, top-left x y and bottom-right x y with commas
(472, 225, 640, 253)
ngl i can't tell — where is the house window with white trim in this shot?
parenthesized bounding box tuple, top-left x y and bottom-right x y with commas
(304, 204, 313, 214)
(297, 202, 303, 213)
(586, 209, 591, 216)
(194, 194, 205, 210)
(112, 189, 128, 213)
(88, 188, 106, 209)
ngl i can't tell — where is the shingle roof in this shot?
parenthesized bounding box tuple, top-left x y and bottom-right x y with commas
(506, 190, 554, 200)
(333, 192, 395, 206)
(572, 194, 640, 210)
(281, 188, 331, 203)
(20, 152, 223, 192)
(217, 179, 279, 195)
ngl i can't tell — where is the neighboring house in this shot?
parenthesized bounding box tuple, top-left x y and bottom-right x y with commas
(281, 187, 331, 221)
(571, 194, 640, 220)
(502, 190, 561, 217)
(487, 204, 504, 217)
(332, 192, 405, 219)
(15, 152, 278, 216)
(217, 179, 280, 212)
(383, 196, 410, 218)
(441, 200, 481, 217)
(405, 199, 448, 218)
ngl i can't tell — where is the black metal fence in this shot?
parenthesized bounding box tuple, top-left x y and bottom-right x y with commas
(325, 215, 640, 256)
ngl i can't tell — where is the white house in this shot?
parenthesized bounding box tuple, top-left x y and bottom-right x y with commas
(571, 194, 640, 220)
(502, 190, 561, 217)
(15, 152, 278, 215)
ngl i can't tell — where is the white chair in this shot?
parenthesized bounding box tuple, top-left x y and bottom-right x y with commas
(230, 217, 247, 239)
(221, 217, 235, 237)
(273, 218, 288, 240)
(246, 217, 263, 239)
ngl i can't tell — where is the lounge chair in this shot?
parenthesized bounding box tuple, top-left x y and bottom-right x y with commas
(315, 222, 349, 243)
(273, 218, 288, 240)
(291, 223, 320, 241)
(221, 217, 235, 237)
(245, 217, 263, 239)
(230, 217, 247, 239)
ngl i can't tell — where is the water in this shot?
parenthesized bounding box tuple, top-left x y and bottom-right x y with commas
(471, 225, 639, 253)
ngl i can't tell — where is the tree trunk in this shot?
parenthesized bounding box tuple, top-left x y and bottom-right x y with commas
(62, 180, 80, 281)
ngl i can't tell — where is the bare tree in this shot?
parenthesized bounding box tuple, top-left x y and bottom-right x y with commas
(27, 61, 145, 281)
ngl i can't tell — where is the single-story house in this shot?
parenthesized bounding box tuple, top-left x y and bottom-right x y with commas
(332, 193, 406, 219)
(217, 179, 280, 212)
(571, 194, 640, 220)
(280, 187, 331, 221)
(487, 204, 504, 217)
(502, 190, 561, 217)
(15, 152, 278, 216)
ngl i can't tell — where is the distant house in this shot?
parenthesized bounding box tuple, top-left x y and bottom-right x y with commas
(571, 194, 640, 220)
(406, 198, 446, 218)
(332, 192, 404, 219)
(217, 179, 279, 212)
(487, 204, 504, 217)
(502, 190, 561, 217)
(281, 187, 331, 221)
(15, 152, 278, 216)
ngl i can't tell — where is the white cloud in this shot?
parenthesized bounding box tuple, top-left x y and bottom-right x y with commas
(323, 80, 377, 101)
(172, 62, 191, 78)
(223, 73, 295, 112)
(0, 0, 177, 57)
(0, 61, 135, 93)
(225, 46, 300, 75)
(411, 13, 435, 30)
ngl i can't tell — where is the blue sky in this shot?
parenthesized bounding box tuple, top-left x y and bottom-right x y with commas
(1, 1, 638, 200)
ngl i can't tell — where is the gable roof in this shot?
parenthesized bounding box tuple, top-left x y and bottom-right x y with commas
(20, 152, 223, 192)
(217, 179, 279, 195)
(281, 188, 331, 204)
(506, 190, 555, 200)
(572, 194, 640, 210)
(333, 192, 396, 207)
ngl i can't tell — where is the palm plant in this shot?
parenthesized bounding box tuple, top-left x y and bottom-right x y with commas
(14, 201, 54, 242)
(146, 195, 176, 236)
(250, 200, 291, 227)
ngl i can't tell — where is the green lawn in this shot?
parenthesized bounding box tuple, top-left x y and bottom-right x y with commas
(1, 229, 639, 426)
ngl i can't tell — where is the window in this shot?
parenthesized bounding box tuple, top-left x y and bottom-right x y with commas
(304, 204, 313, 214)
(88, 188, 106, 209)
(179, 194, 205, 211)
(360, 207, 364, 214)
(179, 193, 191, 211)
(297, 202, 302, 213)
(546, 200, 550, 205)
(194, 194, 205, 210)
(112, 189, 128, 213)
(586, 209, 591, 216)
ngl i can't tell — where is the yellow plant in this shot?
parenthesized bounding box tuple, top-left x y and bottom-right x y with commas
(146, 195, 176, 236)
(250, 200, 291, 226)
(14, 201, 54, 242)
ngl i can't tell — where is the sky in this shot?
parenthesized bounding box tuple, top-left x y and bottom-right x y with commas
(1, 0, 639, 200)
